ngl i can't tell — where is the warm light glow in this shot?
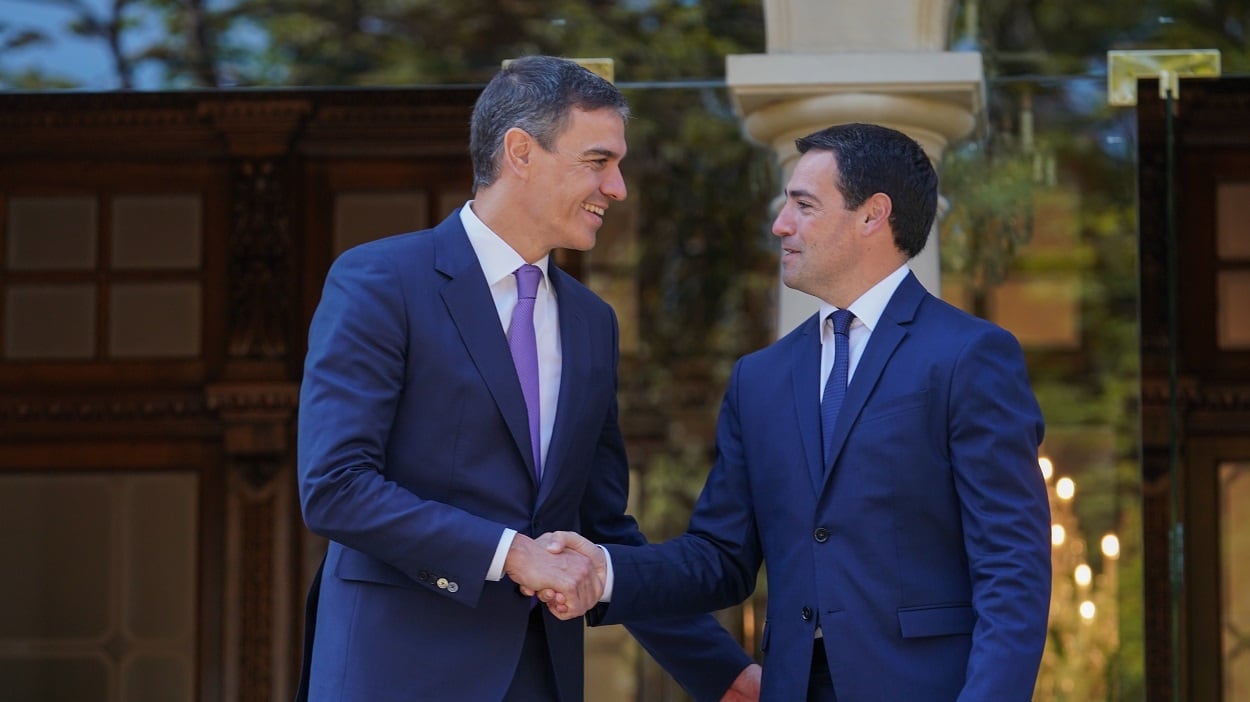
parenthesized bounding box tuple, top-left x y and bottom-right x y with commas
(1052, 524, 1066, 546)
(1079, 601, 1096, 620)
(1039, 456, 1054, 480)
(1101, 533, 1121, 559)
(1056, 477, 1075, 500)
(1075, 563, 1092, 587)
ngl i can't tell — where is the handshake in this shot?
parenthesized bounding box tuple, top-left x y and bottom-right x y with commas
(503, 531, 604, 620)
(506, 531, 767, 701)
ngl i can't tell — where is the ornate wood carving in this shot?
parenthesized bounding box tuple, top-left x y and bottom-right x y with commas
(1, 86, 481, 702)
(236, 457, 279, 702)
(227, 158, 295, 361)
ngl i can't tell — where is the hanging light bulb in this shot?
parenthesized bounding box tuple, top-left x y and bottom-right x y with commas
(1052, 524, 1066, 546)
(1056, 477, 1075, 500)
(1101, 533, 1121, 559)
(1075, 563, 1092, 587)
(1079, 601, 1096, 620)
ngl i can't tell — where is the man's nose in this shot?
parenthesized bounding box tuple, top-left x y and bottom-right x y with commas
(603, 166, 627, 201)
(771, 208, 791, 236)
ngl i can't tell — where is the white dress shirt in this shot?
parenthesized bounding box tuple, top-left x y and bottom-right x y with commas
(817, 264, 911, 398)
(457, 203, 564, 582)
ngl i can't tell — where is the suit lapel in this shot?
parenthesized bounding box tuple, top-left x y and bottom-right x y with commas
(536, 266, 586, 505)
(790, 316, 827, 493)
(435, 216, 538, 484)
(819, 272, 926, 491)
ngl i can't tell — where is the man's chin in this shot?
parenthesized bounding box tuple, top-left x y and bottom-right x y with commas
(565, 234, 597, 252)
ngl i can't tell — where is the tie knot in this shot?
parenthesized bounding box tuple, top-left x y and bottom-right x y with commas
(515, 264, 542, 300)
(829, 308, 854, 335)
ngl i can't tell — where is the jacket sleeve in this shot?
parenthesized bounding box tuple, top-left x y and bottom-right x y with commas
(591, 358, 764, 623)
(577, 314, 754, 702)
(297, 245, 504, 607)
(950, 324, 1051, 699)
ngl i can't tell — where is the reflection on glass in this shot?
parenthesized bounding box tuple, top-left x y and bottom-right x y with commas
(0, 473, 197, 701)
(6, 196, 97, 271)
(1221, 462, 1250, 702)
(944, 74, 1142, 700)
(111, 194, 202, 270)
(4, 284, 96, 359)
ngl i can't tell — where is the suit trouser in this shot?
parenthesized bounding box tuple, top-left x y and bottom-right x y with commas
(503, 606, 559, 701)
(807, 637, 838, 702)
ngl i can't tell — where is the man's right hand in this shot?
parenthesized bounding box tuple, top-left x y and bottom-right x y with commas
(503, 533, 602, 617)
(519, 531, 607, 619)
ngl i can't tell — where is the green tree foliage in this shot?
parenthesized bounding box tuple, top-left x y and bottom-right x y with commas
(1153, 0, 1250, 71)
(942, 4, 1203, 697)
(0, 0, 136, 88)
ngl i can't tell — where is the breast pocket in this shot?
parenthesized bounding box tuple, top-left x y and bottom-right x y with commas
(857, 389, 928, 426)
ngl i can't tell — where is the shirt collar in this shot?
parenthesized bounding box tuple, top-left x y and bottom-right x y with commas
(818, 264, 910, 336)
(459, 202, 551, 287)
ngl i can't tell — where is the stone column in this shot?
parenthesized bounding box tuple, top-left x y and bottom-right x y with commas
(727, 0, 983, 335)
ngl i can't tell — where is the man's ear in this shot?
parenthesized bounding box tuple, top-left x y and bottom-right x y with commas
(861, 192, 893, 233)
(502, 127, 534, 178)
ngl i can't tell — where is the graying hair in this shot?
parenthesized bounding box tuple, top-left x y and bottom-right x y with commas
(470, 55, 630, 190)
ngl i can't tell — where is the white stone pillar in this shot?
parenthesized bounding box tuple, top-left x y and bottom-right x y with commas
(728, 0, 984, 336)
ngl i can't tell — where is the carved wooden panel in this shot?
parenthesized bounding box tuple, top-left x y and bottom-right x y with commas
(0, 86, 479, 701)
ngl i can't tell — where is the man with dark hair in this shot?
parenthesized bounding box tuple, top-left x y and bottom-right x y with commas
(539, 122, 1051, 702)
(296, 55, 760, 702)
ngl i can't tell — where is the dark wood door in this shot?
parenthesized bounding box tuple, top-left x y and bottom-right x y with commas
(1138, 76, 1250, 702)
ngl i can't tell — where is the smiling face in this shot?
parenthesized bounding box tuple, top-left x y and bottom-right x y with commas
(525, 106, 628, 254)
(772, 149, 868, 306)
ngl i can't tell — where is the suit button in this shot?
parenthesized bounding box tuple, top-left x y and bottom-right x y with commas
(801, 606, 813, 621)
(418, 570, 430, 582)
(447, 581, 459, 593)
(814, 527, 829, 543)
(436, 577, 449, 589)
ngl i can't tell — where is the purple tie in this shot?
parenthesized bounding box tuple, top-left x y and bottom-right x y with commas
(509, 264, 543, 478)
(820, 309, 854, 467)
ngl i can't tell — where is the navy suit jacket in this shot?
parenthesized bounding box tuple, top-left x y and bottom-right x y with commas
(593, 273, 1051, 701)
(296, 211, 750, 701)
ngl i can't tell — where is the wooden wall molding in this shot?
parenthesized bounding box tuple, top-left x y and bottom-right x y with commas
(199, 99, 312, 156)
(1141, 379, 1250, 411)
(0, 85, 479, 702)
(0, 392, 209, 423)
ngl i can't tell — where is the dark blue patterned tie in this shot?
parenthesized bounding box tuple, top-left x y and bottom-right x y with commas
(820, 309, 855, 466)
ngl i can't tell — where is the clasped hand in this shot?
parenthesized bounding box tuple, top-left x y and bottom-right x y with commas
(514, 532, 766, 702)
(504, 531, 605, 619)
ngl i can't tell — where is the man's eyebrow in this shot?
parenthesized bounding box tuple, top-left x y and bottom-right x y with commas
(582, 147, 622, 159)
(785, 187, 819, 201)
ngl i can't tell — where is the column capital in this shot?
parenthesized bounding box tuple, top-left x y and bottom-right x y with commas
(727, 51, 983, 162)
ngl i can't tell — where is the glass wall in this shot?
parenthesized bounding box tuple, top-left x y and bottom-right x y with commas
(942, 75, 1144, 700)
(575, 75, 1146, 701)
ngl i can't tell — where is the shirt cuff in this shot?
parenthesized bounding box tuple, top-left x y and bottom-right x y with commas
(599, 544, 614, 602)
(486, 528, 517, 581)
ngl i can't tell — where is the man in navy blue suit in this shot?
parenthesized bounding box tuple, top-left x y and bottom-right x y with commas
(295, 55, 760, 701)
(538, 123, 1051, 701)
